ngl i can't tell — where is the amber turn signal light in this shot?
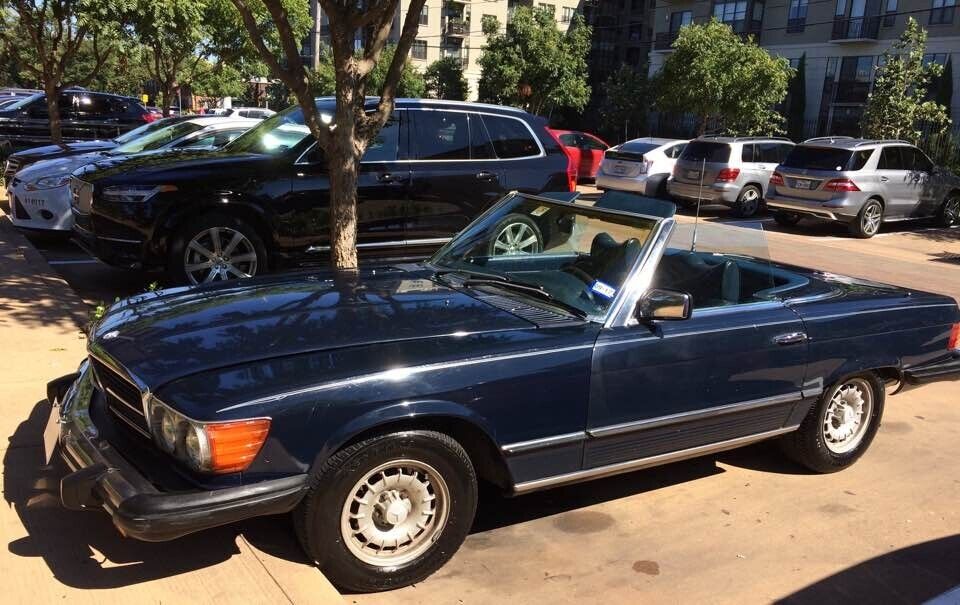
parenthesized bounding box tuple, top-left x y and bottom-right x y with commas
(206, 418, 271, 474)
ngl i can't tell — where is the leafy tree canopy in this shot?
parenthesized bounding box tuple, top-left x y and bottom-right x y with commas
(653, 19, 792, 135)
(309, 44, 425, 99)
(425, 56, 468, 101)
(477, 6, 591, 115)
(598, 64, 648, 143)
(862, 17, 951, 142)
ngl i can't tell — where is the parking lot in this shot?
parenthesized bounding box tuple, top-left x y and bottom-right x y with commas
(0, 189, 956, 604)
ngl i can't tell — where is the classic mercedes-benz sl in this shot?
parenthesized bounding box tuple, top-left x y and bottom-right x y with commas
(49, 191, 960, 592)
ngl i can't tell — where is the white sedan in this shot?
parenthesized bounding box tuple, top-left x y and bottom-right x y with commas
(596, 137, 689, 198)
(7, 116, 260, 233)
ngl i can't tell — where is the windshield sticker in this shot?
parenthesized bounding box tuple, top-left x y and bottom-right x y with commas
(530, 205, 550, 217)
(591, 280, 616, 299)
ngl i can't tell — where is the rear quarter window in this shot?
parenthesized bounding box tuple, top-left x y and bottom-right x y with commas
(681, 141, 731, 163)
(782, 146, 854, 171)
(481, 114, 541, 159)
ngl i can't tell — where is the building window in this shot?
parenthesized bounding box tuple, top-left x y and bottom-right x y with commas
(411, 39, 427, 60)
(788, 0, 808, 31)
(631, 0, 643, 8)
(539, 3, 556, 16)
(713, 1, 748, 31)
(835, 0, 847, 17)
(930, 0, 956, 24)
(561, 6, 576, 22)
(669, 10, 693, 31)
(835, 55, 875, 104)
(924, 52, 949, 65)
(420, 5, 428, 25)
(789, 57, 801, 69)
(883, 0, 897, 26)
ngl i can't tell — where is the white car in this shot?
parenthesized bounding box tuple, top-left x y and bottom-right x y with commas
(596, 137, 689, 198)
(7, 117, 260, 233)
(207, 107, 276, 119)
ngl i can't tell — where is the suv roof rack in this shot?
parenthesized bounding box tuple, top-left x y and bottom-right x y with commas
(700, 135, 793, 142)
(803, 136, 855, 144)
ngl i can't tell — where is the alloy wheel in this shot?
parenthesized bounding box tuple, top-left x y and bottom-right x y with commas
(340, 459, 451, 567)
(492, 222, 541, 255)
(944, 197, 960, 226)
(183, 226, 258, 285)
(861, 202, 882, 236)
(822, 377, 874, 454)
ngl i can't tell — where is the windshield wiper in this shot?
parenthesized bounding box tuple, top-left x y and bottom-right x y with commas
(463, 278, 588, 320)
(434, 268, 510, 283)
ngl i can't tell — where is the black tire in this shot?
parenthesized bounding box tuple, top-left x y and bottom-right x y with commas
(731, 185, 763, 218)
(848, 199, 883, 238)
(936, 194, 960, 228)
(772, 211, 802, 227)
(167, 212, 268, 285)
(780, 372, 885, 473)
(294, 430, 478, 593)
(487, 213, 543, 256)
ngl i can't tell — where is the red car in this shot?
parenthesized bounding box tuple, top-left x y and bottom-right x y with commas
(549, 129, 610, 181)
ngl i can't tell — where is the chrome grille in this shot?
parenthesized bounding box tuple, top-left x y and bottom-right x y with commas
(90, 356, 150, 438)
(70, 177, 93, 214)
(3, 157, 21, 179)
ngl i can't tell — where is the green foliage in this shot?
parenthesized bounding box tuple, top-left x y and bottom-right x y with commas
(653, 19, 792, 136)
(598, 64, 648, 143)
(786, 54, 806, 141)
(862, 18, 950, 143)
(424, 57, 468, 101)
(477, 6, 591, 115)
(191, 59, 248, 98)
(309, 44, 424, 99)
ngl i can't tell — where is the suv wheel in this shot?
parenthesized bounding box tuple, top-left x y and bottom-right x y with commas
(773, 211, 802, 228)
(937, 194, 960, 228)
(849, 199, 883, 238)
(488, 213, 543, 256)
(294, 431, 478, 592)
(732, 185, 762, 218)
(168, 213, 267, 285)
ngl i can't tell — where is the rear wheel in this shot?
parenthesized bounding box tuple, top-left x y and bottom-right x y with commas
(168, 213, 267, 285)
(294, 431, 477, 593)
(772, 211, 802, 227)
(487, 214, 543, 256)
(780, 373, 884, 473)
(848, 199, 883, 238)
(732, 185, 762, 218)
(936, 194, 960, 228)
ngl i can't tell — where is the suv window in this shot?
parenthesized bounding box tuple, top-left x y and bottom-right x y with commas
(783, 146, 854, 171)
(413, 110, 470, 160)
(665, 143, 686, 158)
(741, 144, 755, 162)
(469, 113, 495, 159)
(582, 135, 606, 150)
(907, 147, 933, 172)
(878, 146, 907, 170)
(757, 142, 784, 163)
(481, 114, 540, 159)
(849, 149, 873, 171)
(76, 94, 113, 117)
(681, 141, 731, 163)
(362, 114, 401, 162)
(558, 133, 579, 146)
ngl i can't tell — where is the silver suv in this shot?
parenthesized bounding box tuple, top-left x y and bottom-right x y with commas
(668, 136, 795, 218)
(766, 138, 960, 238)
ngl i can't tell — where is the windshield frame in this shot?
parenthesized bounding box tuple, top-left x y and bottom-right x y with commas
(428, 191, 671, 325)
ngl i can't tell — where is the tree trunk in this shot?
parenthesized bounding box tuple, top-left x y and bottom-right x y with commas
(327, 101, 362, 272)
(44, 82, 63, 145)
(160, 86, 173, 117)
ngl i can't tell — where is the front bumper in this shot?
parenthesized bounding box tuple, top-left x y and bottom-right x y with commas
(7, 182, 73, 231)
(52, 365, 308, 542)
(903, 353, 960, 385)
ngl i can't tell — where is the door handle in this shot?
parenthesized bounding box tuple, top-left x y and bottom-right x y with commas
(773, 332, 808, 345)
(880, 176, 889, 182)
(378, 173, 408, 183)
(476, 171, 497, 181)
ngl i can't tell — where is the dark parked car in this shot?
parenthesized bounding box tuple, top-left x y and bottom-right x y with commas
(3, 116, 193, 180)
(0, 90, 152, 155)
(69, 98, 575, 284)
(50, 192, 960, 592)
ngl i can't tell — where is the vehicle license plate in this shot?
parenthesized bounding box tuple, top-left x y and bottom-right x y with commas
(25, 197, 46, 207)
(795, 180, 811, 190)
(613, 163, 628, 175)
(686, 170, 700, 179)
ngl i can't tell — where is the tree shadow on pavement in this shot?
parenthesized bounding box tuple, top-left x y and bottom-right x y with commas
(776, 534, 960, 604)
(3, 399, 256, 589)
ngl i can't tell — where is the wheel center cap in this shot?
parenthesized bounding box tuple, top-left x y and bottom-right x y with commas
(376, 490, 412, 526)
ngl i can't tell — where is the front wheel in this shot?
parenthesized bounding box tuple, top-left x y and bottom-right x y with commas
(732, 185, 762, 218)
(936, 194, 960, 228)
(780, 373, 884, 473)
(487, 213, 543, 256)
(168, 213, 267, 285)
(294, 431, 478, 593)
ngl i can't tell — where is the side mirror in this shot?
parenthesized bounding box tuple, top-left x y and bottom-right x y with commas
(635, 288, 691, 321)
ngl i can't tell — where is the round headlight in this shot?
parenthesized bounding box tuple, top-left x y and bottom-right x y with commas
(160, 410, 179, 452)
(184, 424, 209, 469)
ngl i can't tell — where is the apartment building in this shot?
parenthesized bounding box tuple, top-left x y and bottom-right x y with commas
(583, 0, 656, 88)
(303, 0, 584, 100)
(648, 0, 960, 136)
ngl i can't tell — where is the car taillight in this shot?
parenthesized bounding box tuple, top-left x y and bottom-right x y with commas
(715, 168, 740, 183)
(142, 112, 156, 123)
(824, 178, 860, 192)
(769, 172, 784, 187)
(949, 322, 960, 351)
(547, 129, 577, 192)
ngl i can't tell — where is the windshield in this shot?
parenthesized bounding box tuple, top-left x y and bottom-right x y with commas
(3, 93, 42, 112)
(226, 105, 323, 155)
(113, 121, 204, 154)
(113, 117, 182, 144)
(430, 193, 660, 320)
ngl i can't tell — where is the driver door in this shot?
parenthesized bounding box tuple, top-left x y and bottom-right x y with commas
(585, 224, 811, 469)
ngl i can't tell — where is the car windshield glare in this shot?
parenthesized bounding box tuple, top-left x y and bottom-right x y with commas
(113, 122, 204, 154)
(226, 105, 328, 155)
(429, 193, 661, 321)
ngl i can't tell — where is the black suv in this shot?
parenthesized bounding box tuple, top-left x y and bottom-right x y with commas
(70, 98, 575, 284)
(0, 90, 152, 155)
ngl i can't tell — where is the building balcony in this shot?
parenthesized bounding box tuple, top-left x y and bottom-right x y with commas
(445, 18, 470, 37)
(653, 31, 680, 51)
(831, 16, 880, 42)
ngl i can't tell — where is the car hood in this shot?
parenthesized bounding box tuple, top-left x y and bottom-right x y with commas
(73, 150, 271, 184)
(15, 151, 113, 182)
(11, 140, 118, 161)
(90, 266, 535, 390)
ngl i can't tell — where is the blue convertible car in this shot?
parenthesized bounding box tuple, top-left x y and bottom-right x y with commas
(50, 191, 960, 592)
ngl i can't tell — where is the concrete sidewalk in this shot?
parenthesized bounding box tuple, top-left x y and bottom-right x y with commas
(0, 214, 341, 604)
